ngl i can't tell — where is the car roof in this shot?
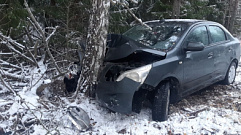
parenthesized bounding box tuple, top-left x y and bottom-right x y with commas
(145, 19, 214, 25)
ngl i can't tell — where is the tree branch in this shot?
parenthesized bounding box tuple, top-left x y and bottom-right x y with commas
(5, 43, 37, 66)
(24, 0, 62, 74)
(0, 32, 25, 50)
(23, 27, 39, 68)
(110, 0, 152, 30)
(0, 59, 22, 69)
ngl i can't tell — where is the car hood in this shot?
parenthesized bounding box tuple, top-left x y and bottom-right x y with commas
(105, 34, 166, 62)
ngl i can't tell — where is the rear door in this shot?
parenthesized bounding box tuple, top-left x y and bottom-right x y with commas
(208, 25, 232, 80)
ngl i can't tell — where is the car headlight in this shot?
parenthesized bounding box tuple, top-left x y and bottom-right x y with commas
(116, 64, 152, 84)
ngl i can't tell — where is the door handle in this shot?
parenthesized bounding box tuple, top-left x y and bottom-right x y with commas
(208, 52, 213, 59)
(228, 47, 232, 52)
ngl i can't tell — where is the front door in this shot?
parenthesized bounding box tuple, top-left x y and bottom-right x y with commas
(182, 25, 214, 93)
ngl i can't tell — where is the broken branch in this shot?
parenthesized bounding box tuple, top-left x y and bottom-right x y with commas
(189, 107, 209, 116)
(24, 0, 62, 74)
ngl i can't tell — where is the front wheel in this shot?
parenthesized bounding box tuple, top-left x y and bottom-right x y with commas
(222, 61, 237, 85)
(152, 82, 170, 122)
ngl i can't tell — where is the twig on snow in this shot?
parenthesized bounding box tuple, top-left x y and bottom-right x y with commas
(189, 107, 209, 117)
(0, 69, 51, 133)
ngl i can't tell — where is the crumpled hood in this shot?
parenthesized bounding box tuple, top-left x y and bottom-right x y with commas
(105, 34, 166, 62)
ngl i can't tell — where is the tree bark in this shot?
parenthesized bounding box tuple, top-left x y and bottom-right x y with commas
(229, 0, 239, 34)
(77, 0, 110, 96)
(222, 0, 228, 25)
(224, 0, 239, 34)
(172, 0, 181, 19)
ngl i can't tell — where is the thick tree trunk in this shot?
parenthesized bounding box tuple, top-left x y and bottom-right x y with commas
(172, 0, 181, 19)
(77, 0, 110, 96)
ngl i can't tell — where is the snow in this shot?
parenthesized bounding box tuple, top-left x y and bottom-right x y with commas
(0, 65, 241, 134)
(46, 26, 59, 42)
(65, 98, 241, 135)
(43, 79, 51, 84)
(32, 125, 47, 135)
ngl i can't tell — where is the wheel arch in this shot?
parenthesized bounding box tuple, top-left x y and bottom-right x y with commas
(232, 58, 239, 68)
(222, 58, 238, 85)
(155, 77, 181, 103)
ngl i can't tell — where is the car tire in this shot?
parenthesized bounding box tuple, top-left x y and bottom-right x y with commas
(222, 61, 237, 85)
(152, 82, 170, 122)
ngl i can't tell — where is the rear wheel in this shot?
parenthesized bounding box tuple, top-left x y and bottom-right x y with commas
(222, 61, 237, 85)
(152, 82, 170, 122)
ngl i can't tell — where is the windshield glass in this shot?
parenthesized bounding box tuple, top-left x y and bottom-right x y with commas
(123, 22, 188, 51)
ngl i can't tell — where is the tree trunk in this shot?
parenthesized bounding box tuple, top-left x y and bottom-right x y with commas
(77, 0, 110, 96)
(172, 0, 181, 19)
(222, 0, 228, 25)
(229, 0, 239, 34)
(224, 0, 239, 34)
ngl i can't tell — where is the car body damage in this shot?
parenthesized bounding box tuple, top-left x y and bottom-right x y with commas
(105, 34, 166, 61)
(97, 34, 166, 113)
(96, 19, 240, 121)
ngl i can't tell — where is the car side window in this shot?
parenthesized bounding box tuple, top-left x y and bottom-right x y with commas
(186, 26, 209, 46)
(209, 26, 226, 43)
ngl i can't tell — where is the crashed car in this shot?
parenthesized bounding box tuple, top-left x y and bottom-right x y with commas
(96, 19, 240, 122)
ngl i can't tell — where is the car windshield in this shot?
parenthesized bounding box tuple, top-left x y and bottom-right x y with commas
(123, 22, 188, 51)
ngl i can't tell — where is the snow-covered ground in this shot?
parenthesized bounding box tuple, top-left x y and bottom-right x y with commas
(1, 64, 241, 134)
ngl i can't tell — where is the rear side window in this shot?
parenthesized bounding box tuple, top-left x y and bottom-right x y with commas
(209, 26, 226, 43)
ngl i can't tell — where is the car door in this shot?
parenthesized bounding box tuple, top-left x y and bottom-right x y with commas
(208, 25, 231, 80)
(181, 25, 215, 93)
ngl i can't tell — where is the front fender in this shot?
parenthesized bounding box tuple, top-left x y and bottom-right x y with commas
(144, 56, 183, 88)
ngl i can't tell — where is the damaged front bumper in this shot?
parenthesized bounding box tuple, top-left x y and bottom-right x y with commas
(96, 77, 141, 114)
(96, 63, 153, 114)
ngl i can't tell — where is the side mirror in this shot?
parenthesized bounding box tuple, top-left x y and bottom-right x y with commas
(184, 42, 204, 51)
